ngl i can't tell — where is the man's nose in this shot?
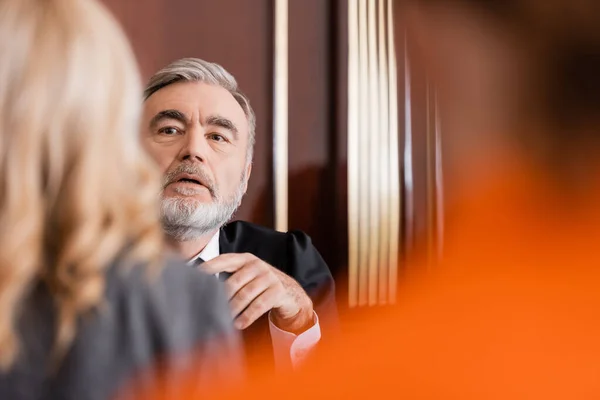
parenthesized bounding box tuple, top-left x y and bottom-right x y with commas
(179, 126, 209, 162)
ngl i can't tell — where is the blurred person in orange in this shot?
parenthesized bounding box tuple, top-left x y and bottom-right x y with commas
(166, 0, 600, 398)
(0, 0, 242, 399)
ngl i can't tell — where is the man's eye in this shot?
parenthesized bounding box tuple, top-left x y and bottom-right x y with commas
(158, 127, 181, 136)
(209, 133, 227, 142)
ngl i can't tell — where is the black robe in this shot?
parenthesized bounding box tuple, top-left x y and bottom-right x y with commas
(219, 221, 339, 371)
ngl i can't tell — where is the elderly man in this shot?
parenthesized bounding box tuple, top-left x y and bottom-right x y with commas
(141, 58, 337, 370)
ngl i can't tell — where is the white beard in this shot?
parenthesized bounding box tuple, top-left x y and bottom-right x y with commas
(160, 183, 244, 241)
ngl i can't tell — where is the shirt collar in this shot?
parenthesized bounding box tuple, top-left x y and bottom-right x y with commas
(188, 230, 220, 264)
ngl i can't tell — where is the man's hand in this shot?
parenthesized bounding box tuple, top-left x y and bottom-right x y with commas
(200, 253, 314, 333)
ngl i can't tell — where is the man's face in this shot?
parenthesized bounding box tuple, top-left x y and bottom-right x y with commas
(142, 81, 251, 240)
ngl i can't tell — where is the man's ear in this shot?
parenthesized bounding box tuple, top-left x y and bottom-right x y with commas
(242, 162, 252, 194)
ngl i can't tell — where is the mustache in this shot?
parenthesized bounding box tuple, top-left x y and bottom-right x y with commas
(163, 163, 217, 198)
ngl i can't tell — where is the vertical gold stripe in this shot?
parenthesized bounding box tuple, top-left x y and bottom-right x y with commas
(387, 0, 400, 303)
(403, 33, 414, 259)
(377, 0, 390, 304)
(367, 0, 380, 305)
(348, 0, 360, 307)
(273, 0, 288, 232)
(426, 81, 436, 266)
(357, 0, 370, 306)
(435, 90, 444, 260)
(350, 0, 401, 306)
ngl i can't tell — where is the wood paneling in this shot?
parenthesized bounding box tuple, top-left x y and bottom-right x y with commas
(287, 0, 349, 292)
(288, 0, 334, 272)
(394, 4, 443, 267)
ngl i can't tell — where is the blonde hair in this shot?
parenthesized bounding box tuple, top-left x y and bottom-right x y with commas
(0, 0, 164, 369)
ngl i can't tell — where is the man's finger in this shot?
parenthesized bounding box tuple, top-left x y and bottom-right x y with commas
(234, 287, 279, 330)
(199, 252, 255, 274)
(229, 273, 274, 317)
(223, 263, 262, 300)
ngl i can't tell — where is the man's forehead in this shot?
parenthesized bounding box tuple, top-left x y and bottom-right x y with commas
(144, 81, 248, 129)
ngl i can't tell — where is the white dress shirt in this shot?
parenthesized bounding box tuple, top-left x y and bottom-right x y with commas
(189, 231, 321, 369)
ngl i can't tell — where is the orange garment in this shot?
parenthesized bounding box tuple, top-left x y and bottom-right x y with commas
(158, 164, 600, 399)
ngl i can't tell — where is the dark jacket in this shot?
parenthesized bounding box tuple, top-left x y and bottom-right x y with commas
(220, 221, 338, 370)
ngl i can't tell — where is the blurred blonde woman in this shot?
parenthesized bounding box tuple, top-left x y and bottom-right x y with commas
(0, 0, 241, 399)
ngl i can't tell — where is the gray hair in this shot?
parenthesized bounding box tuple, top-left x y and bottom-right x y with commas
(144, 58, 256, 161)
